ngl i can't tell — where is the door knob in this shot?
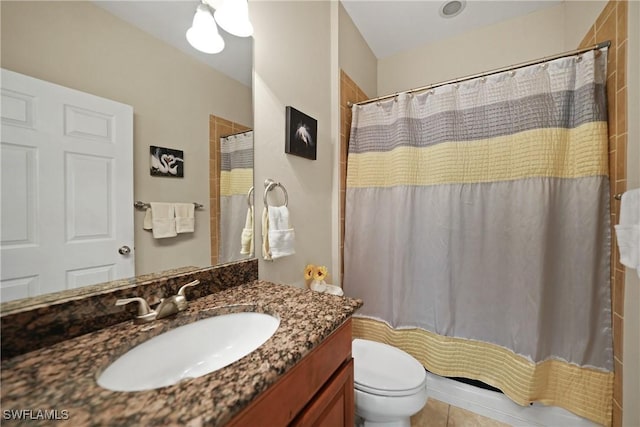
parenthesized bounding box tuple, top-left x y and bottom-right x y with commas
(118, 245, 131, 255)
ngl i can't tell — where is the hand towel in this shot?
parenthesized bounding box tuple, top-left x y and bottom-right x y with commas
(149, 202, 177, 239)
(174, 203, 195, 234)
(267, 206, 295, 259)
(615, 188, 640, 278)
(143, 208, 153, 230)
(262, 207, 271, 261)
(240, 206, 254, 256)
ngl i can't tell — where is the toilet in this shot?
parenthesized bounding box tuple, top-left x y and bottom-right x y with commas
(352, 339, 428, 427)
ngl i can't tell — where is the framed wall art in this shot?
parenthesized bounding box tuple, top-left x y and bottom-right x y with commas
(150, 146, 184, 177)
(285, 106, 317, 160)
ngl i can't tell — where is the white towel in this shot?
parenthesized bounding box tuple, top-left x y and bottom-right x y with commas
(267, 206, 295, 259)
(143, 208, 153, 230)
(174, 203, 195, 233)
(149, 202, 177, 239)
(241, 206, 254, 256)
(615, 189, 640, 278)
(262, 207, 271, 261)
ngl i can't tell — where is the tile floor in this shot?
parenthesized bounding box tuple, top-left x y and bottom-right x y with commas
(411, 398, 511, 427)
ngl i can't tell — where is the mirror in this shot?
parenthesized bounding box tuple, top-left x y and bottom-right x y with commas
(0, 0, 254, 303)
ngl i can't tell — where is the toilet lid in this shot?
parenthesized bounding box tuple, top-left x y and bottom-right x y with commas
(352, 339, 426, 397)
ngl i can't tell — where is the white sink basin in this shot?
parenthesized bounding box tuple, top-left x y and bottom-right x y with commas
(97, 312, 280, 392)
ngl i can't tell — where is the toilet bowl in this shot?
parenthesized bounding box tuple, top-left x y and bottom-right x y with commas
(352, 339, 428, 427)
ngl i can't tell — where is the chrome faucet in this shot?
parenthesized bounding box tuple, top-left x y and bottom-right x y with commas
(115, 280, 201, 324)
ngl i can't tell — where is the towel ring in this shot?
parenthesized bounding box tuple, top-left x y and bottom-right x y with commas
(247, 186, 254, 207)
(263, 179, 288, 207)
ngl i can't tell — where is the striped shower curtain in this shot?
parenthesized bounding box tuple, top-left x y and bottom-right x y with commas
(344, 50, 613, 425)
(219, 130, 253, 264)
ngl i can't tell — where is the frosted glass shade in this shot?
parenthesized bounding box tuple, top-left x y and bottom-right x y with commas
(214, 0, 253, 37)
(186, 4, 225, 54)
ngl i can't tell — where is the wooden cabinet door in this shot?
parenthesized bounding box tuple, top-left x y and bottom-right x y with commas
(227, 319, 352, 427)
(292, 358, 354, 427)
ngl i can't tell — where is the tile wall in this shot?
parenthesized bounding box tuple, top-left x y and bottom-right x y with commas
(578, 1, 628, 425)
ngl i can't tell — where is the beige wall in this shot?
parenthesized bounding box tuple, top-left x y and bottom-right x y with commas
(377, 2, 613, 96)
(624, 2, 639, 425)
(378, 4, 568, 95)
(1, 1, 252, 276)
(338, 3, 377, 99)
(563, 0, 608, 49)
(251, 1, 335, 287)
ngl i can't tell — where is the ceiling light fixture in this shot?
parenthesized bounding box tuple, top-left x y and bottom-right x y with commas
(186, 3, 225, 54)
(439, 0, 466, 18)
(213, 0, 253, 38)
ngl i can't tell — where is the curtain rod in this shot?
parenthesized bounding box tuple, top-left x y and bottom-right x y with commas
(221, 129, 253, 139)
(348, 40, 611, 108)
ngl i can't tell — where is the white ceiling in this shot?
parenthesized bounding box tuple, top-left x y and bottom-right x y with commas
(341, 0, 563, 59)
(95, 0, 563, 86)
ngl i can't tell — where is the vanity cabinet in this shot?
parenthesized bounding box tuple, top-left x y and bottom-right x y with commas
(227, 318, 354, 427)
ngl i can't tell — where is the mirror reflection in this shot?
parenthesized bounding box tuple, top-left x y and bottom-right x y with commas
(0, 0, 254, 303)
(218, 130, 254, 264)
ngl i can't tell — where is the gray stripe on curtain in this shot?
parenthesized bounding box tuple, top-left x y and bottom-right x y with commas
(344, 176, 612, 370)
(221, 148, 254, 171)
(349, 84, 607, 154)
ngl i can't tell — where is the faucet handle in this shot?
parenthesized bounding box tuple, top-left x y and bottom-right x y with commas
(115, 297, 157, 323)
(177, 280, 201, 297)
(172, 280, 201, 312)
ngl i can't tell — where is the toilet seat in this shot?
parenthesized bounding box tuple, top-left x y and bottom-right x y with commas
(353, 339, 426, 397)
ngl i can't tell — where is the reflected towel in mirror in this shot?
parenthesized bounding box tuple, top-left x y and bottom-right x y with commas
(174, 203, 195, 234)
(241, 206, 254, 256)
(149, 203, 177, 239)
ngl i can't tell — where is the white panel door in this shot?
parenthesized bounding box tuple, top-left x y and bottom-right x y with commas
(0, 69, 134, 302)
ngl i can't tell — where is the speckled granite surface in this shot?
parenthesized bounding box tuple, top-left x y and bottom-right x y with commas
(1, 281, 362, 426)
(1, 260, 258, 359)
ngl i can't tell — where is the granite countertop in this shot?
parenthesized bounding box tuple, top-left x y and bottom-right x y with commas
(0, 281, 363, 426)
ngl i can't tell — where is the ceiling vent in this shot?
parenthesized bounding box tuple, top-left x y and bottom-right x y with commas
(439, 0, 466, 18)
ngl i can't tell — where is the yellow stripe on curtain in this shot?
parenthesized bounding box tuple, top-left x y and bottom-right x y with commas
(347, 122, 608, 188)
(353, 317, 613, 427)
(220, 168, 253, 196)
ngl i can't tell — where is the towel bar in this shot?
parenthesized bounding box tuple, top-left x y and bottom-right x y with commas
(263, 179, 288, 207)
(134, 201, 204, 210)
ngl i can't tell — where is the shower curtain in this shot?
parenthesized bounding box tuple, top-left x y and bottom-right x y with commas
(344, 50, 613, 425)
(219, 130, 253, 263)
